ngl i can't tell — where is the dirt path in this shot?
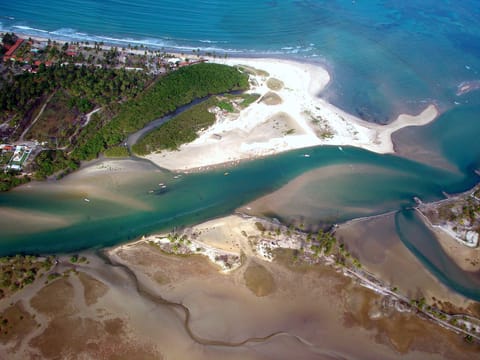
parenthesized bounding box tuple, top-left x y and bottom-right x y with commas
(19, 92, 55, 142)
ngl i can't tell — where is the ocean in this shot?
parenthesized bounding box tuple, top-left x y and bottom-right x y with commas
(1, 1, 480, 299)
(2, 0, 480, 121)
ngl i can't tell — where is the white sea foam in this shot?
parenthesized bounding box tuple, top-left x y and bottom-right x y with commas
(13, 25, 49, 33)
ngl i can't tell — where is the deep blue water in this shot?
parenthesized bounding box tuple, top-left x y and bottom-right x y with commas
(1, 1, 480, 299)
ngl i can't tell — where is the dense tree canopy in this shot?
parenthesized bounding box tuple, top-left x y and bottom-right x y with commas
(0, 64, 151, 115)
(72, 63, 248, 160)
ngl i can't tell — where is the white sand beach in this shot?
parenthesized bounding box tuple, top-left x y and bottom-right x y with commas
(144, 57, 439, 171)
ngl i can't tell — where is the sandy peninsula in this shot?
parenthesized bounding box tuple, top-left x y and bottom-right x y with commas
(144, 57, 438, 171)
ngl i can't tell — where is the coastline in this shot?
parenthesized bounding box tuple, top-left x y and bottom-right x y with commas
(143, 56, 439, 172)
(110, 213, 480, 341)
(11, 32, 439, 173)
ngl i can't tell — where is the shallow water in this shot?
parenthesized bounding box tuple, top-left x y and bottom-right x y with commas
(0, 147, 468, 250)
(336, 214, 480, 303)
(1, 1, 480, 302)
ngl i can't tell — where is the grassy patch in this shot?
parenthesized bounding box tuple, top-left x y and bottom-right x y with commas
(238, 93, 260, 108)
(33, 150, 79, 180)
(217, 101, 235, 112)
(0, 151, 13, 166)
(104, 146, 130, 158)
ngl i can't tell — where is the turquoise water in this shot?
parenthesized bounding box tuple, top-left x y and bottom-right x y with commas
(396, 210, 480, 301)
(0, 146, 476, 252)
(1, 1, 480, 299)
(2, 1, 480, 121)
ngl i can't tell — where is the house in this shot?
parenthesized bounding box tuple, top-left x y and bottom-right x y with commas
(3, 38, 24, 61)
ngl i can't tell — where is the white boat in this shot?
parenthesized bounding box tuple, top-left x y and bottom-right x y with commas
(224, 172, 230, 176)
(173, 175, 182, 179)
(303, 154, 310, 158)
(161, 185, 167, 189)
(338, 146, 343, 151)
(84, 198, 90, 202)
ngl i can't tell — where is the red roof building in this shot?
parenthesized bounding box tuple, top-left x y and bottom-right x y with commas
(4, 38, 24, 58)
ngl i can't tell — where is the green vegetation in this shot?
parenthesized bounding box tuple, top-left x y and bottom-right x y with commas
(133, 91, 258, 155)
(46, 273, 61, 281)
(26, 90, 85, 147)
(133, 97, 217, 154)
(33, 150, 79, 179)
(0, 255, 55, 298)
(0, 64, 151, 127)
(238, 93, 260, 108)
(1, 62, 248, 191)
(0, 151, 13, 166)
(217, 100, 235, 112)
(74, 63, 248, 160)
(104, 146, 130, 158)
(0, 172, 30, 192)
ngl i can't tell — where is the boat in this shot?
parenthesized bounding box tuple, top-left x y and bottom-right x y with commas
(303, 154, 310, 158)
(84, 198, 90, 202)
(224, 172, 230, 176)
(161, 185, 167, 189)
(338, 146, 343, 151)
(173, 175, 182, 179)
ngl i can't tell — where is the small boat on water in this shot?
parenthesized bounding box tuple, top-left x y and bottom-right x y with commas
(224, 172, 230, 176)
(303, 154, 310, 158)
(84, 198, 90, 202)
(338, 146, 343, 151)
(173, 175, 182, 179)
(158, 183, 164, 186)
(161, 185, 167, 189)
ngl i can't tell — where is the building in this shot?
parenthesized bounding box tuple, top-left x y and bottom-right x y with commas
(3, 38, 24, 62)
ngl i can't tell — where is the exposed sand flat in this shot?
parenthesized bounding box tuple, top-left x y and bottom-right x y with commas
(416, 212, 480, 273)
(144, 58, 439, 171)
(107, 218, 478, 359)
(15, 159, 157, 212)
(1, 218, 478, 359)
(336, 213, 478, 311)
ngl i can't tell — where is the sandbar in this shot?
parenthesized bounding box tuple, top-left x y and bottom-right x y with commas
(144, 57, 438, 171)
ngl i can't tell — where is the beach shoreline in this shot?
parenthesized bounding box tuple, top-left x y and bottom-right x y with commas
(9, 31, 439, 174)
(142, 56, 439, 172)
